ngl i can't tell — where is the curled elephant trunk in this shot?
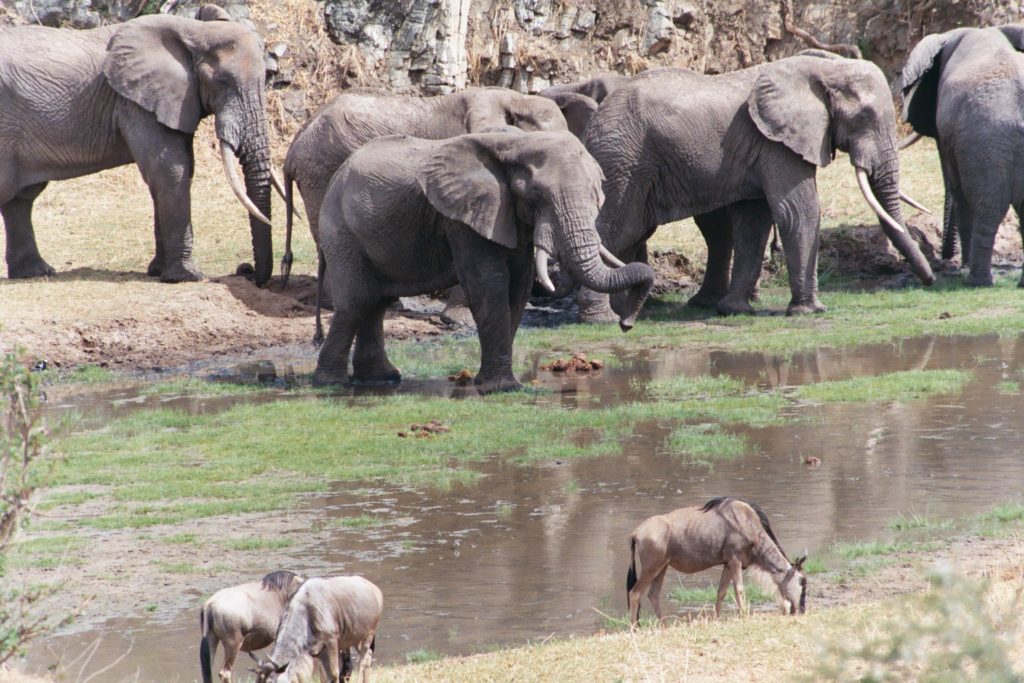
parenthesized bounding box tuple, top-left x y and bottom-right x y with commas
(855, 166, 935, 285)
(554, 213, 654, 331)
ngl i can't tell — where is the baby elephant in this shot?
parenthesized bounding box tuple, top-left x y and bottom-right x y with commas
(313, 130, 655, 394)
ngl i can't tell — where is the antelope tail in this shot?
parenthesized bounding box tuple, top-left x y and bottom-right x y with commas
(626, 536, 638, 612)
(199, 607, 213, 683)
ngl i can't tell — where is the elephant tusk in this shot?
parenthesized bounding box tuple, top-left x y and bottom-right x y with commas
(221, 143, 272, 227)
(535, 248, 556, 293)
(599, 244, 626, 268)
(855, 167, 905, 235)
(899, 191, 931, 215)
(271, 167, 304, 220)
(898, 132, 923, 150)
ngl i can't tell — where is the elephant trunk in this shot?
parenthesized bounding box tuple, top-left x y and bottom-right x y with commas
(858, 164, 935, 285)
(553, 204, 654, 331)
(217, 97, 274, 286)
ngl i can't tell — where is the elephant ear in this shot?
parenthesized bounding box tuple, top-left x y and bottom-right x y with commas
(748, 59, 832, 167)
(418, 137, 517, 249)
(899, 29, 968, 137)
(546, 92, 599, 140)
(196, 4, 232, 21)
(102, 18, 202, 134)
(997, 25, 1024, 51)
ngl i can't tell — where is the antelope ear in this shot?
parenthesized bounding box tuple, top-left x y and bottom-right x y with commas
(899, 29, 968, 138)
(794, 554, 808, 569)
(418, 136, 517, 249)
(748, 59, 832, 167)
(103, 18, 202, 134)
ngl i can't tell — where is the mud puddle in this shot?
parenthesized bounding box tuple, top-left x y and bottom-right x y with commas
(26, 333, 1024, 681)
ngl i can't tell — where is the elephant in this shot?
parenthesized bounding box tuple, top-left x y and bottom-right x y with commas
(0, 6, 276, 284)
(899, 25, 1024, 287)
(312, 130, 655, 394)
(280, 87, 570, 280)
(539, 73, 631, 139)
(576, 53, 935, 320)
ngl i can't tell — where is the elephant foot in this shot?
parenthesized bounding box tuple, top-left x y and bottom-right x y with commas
(1018, 273, 1024, 288)
(160, 261, 205, 283)
(474, 374, 522, 395)
(146, 257, 163, 277)
(686, 289, 725, 309)
(351, 363, 402, 385)
(716, 296, 755, 316)
(312, 366, 349, 387)
(576, 288, 618, 324)
(8, 256, 56, 279)
(786, 298, 827, 316)
(965, 273, 994, 287)
(441, 303, 476, 328)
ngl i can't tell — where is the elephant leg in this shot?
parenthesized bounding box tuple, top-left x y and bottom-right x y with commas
(448, 230, 520, 394)
(959, 200, 1004, 287)
(122, 117, 203, 282)
(688, 208, 733, 308)
(717, 200, 773, 315)
(351, 298, 401, 384)
(2, 182, 56, 279)
(508, 244, 534, 334)
(1015, 202, 1024, 288)
(766, 176, 826, 315)
(440, 285, 476, 327)
(146, 186, 166, 277)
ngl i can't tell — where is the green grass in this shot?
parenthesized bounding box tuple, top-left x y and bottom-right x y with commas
(644, 374, 746, 400)
(223, 537, 294, 551)
(334, 515, 387, 529)
(668, 582, 774, 606)
(887, 512, 954, 533)
(162, 533, 200, 545)
(832, 540, 912, 560)
(793, 369, 973, 404)
(998, 380, 1021, 394)
(138, 377, 276, 397)
(404, 649, 443, 664)
(663, 423, 750, 466)
(36, 364, 118, 385)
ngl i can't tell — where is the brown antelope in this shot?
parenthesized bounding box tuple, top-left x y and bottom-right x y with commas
(199, 570, 305, 683)
(626, 497, 807, 624)
(255, 575, 383, 683)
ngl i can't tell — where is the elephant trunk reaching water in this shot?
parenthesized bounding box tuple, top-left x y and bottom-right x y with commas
(538, 198, 655, 331)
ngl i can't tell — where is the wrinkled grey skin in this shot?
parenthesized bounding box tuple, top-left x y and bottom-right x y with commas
(539, 73, 631, 139)
(0, 9, 274, 284)
(313, 131, 655, 394)
(579, 55, 935, 319)
(258, 576, 382, 683)
(281, 87, 568, 279)
(900, 25, 1024, 287)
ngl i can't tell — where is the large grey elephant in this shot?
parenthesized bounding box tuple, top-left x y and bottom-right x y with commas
(900, 25, 1024, 287)
(313, 131, 655, 394)
(578, 54, 935, 319)
(280, 87, 570, 280)
(539, 73, 630, 139)
(0, 7, 275, 284)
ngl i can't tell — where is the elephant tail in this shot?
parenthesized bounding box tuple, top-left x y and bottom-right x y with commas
(313, 247, 325, 347)
(940, 191, 958, 261)
(281, 173, 296, 289)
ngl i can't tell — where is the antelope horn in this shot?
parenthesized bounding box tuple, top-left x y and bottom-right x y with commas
(599, 244, 626, 268)
(855, 167, 904, 235)
(535, 247, 556, 293)
(899, 191, 931, 215)
(898, 132, 923, 150)
(220, 143, 272, 226)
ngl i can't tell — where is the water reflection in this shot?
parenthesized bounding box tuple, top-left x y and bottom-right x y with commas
(27, 333, 1024, 681)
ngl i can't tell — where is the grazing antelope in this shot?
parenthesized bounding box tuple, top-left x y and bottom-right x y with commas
(626, 497, 807, 623)
(199, 570, 305, 683)
(255, 575, 383, 683)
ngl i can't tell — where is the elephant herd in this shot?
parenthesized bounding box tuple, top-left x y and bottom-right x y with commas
(2, 9, 1023, 392)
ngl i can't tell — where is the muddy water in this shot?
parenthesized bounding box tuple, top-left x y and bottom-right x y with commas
(29, 333, 1024, 681)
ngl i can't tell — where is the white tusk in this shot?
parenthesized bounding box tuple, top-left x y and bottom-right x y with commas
(899, 191, 931, 215)
(221, 143, 272, 226)
(599, 244, 626, 268)
(535, 248, 556, 293)
(855, 167, 904, 235)
(898, 132, 923, 150)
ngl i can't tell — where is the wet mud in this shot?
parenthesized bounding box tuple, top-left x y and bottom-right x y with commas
(26, 333, 1024, 681)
